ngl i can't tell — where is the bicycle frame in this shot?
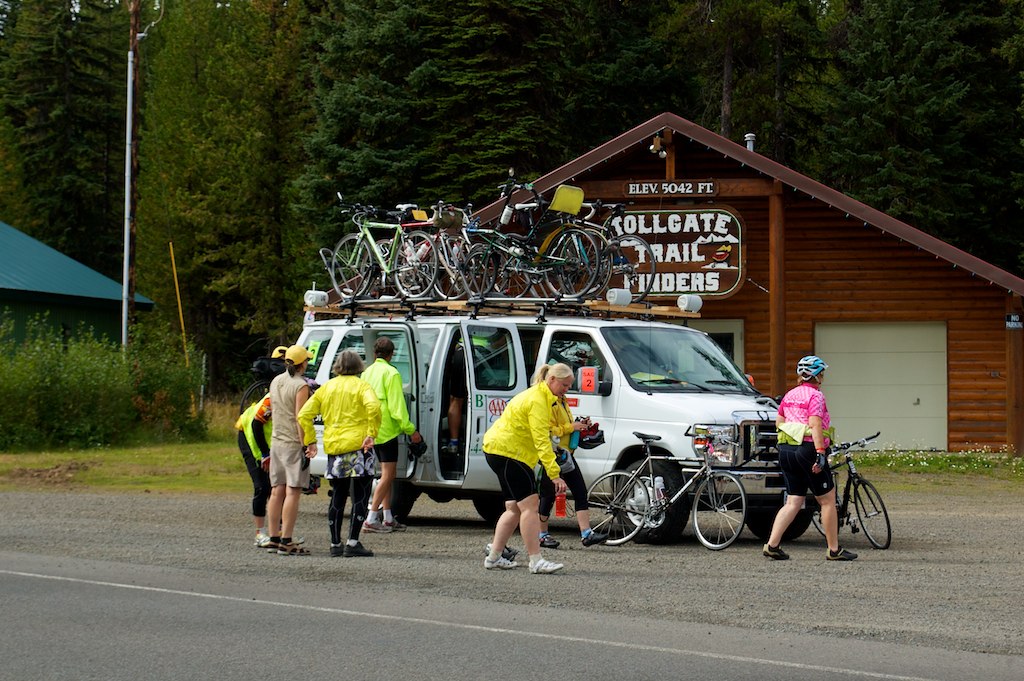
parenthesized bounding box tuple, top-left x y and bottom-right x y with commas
(587, 433, 747, 550)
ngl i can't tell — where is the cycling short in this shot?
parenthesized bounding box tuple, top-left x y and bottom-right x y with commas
(375, 437, 399, 464)
(484, 452, 536, 502)
(778, 441, 834, 497)
(449, 364, 467, 400)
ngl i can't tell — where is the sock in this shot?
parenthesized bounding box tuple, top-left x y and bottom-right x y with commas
(529, 553, 542, 567)
(347, 539, 359, 547)
(450, 439, 459, 447)
(487, 548, 501, 561)
(539, 531, 549, 539)
(383, 509, 394, 523)
(367, 510, 379, 524)
(281, 537, 292, 546)
(270, 535, 281, 543)
(581, 528, 593, 539)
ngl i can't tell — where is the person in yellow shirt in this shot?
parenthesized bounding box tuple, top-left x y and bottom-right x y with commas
(360, 337, 423, 533)
(299, 350, 382, 558)
(482, 363, 572, 574)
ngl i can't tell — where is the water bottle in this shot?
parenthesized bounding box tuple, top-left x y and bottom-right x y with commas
(554, 492, 567, 517)
(415, 240, 431, 261)
(499, 204, 514, 226)
(654, 476, 666, 500)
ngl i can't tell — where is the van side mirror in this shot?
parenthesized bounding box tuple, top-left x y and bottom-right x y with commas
(598, 380, 612, 397)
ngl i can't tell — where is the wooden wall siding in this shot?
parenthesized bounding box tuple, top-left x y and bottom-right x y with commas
(576, 150, 1014, 450)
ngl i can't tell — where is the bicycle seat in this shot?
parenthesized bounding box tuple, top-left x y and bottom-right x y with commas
(632, 431, 661, 443)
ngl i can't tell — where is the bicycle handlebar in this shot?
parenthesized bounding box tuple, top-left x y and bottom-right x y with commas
(833, 432, 881, 452)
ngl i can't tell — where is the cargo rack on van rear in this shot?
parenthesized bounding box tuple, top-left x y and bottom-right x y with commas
(303, 295, 701, 323)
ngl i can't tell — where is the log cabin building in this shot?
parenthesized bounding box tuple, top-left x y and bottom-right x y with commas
(476, 113, 1024, 453)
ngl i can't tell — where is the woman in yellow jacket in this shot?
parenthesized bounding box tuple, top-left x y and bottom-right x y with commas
(482, 363, 572, 574)
(299, 350, 382, 558)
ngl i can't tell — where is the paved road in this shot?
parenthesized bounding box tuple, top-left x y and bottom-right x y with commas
(2, 551, 1019, 681)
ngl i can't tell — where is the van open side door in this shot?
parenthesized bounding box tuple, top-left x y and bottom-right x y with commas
(459, 319, 527, 489)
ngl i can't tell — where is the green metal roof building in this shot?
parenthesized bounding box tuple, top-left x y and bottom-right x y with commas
(0, 221, 154, 344)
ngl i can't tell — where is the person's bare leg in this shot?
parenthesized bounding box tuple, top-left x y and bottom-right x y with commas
(447, 397, 464, 442)
(767, 495, 804, 548)
(370, 462, 396, 513)
(816, 488, 839, 552)
(517, 495, 542, 556)
(266, 485, 285, 538)
(490, 501, 521, 553)
(280, 486, 302, 539)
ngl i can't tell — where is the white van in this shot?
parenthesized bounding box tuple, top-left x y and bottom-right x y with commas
(298, 308, 809, 542)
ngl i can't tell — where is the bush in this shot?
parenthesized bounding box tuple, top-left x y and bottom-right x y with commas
(0, 314, 207, 449)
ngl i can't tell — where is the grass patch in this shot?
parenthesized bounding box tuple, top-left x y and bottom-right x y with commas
(0, 440, 250, 495)
(855, 449, 1024, 480)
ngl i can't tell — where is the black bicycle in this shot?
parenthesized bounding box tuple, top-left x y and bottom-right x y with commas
(811, 432, 892, 549)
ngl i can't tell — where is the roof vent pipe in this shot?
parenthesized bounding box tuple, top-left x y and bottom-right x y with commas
(744, 133, 756, 151)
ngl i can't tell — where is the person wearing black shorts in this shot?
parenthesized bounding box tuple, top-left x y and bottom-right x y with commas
(765, 355, 857, 561)
(481, 363, 574, 575)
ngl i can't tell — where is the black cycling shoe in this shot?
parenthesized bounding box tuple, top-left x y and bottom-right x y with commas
(827, 546, 858, 561)
(581, 530, 608, 546)
(762, 543, 790, 560)
(343, 541, 374, 557)
(539, 534, 560, 549)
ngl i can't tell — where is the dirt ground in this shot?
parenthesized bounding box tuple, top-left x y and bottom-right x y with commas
(2, 471, 1022, 656)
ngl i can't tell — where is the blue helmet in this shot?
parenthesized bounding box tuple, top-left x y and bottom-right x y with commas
(796, 355, 828, 381)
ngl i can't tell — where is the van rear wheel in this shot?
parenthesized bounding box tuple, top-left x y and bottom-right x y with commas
(472, 495, 506, 524)
(390, 480, 421, 524)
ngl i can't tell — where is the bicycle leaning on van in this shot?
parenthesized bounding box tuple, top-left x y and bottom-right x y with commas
(586, 430, 748, 550)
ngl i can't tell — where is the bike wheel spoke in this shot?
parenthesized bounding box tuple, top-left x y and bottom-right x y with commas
(854, 479, 892, 549)
(394, 230, 438, 298)
(586, 471, 649, 545)
(692, 471, 746, 550)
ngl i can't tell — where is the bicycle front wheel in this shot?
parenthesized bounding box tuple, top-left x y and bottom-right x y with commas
(605, 234, 656, 303)
(692, 471, 747, 550)
(463, 244, 499, 296)
(586, 471, 650, 546)
(394, 230, 438, 298)
(329, 233, 373, 298)
(550, 228, 601, 298)
(853, 478, 891, 549)
(433, 234, 469, 299)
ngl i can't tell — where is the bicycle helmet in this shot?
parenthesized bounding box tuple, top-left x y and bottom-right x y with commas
(408, 437, 428, 459)
(796, 355, 828, 381)
(578, 421, 605, 449)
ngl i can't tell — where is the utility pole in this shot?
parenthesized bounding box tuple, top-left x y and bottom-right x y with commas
(121, 0, 141, 347)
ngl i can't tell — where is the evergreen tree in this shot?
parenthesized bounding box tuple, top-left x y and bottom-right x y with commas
(815, 0, 1023, 272)
(138, 0, 314, 388)
(0, 0, 126, 277)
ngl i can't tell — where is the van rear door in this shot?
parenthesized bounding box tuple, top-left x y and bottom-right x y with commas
(459, 320, 527, 489)
(325, 323, 420, 479)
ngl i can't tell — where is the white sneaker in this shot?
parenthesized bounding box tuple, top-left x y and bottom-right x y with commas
(529, 558, 564, 574)
(484, 555, 519, 570)
(254, 532, 270, 547)
(363, 520, 392, 533)
(485, 543, 520, 561)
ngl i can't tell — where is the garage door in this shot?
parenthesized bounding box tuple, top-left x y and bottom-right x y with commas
(815, 322, 947, 450)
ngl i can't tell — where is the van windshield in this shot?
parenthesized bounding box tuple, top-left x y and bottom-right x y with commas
(601, 326, 755, 394)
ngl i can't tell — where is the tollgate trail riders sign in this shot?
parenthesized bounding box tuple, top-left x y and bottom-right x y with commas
(607, 208, 744, 297)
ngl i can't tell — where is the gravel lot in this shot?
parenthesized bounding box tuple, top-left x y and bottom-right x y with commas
(2, 473, 1022, 656)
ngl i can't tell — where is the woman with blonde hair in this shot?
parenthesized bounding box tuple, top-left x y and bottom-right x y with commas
(481, 362, 573, 574)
